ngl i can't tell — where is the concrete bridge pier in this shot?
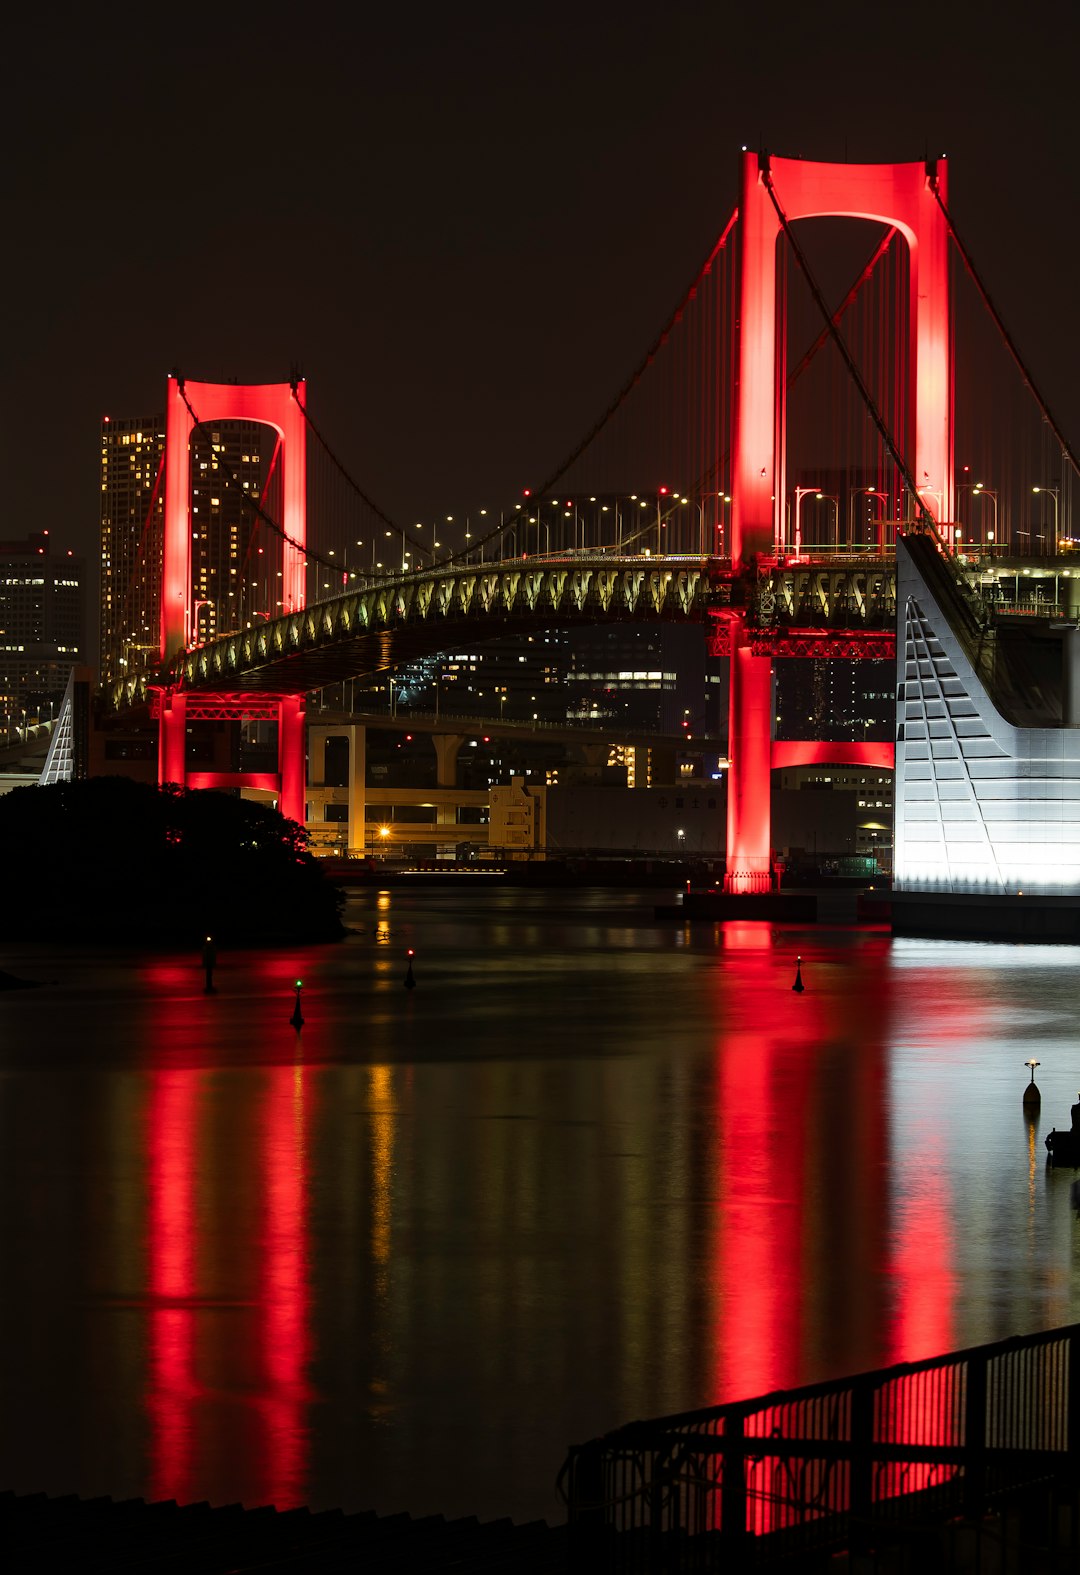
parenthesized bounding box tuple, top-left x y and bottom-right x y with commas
(158, 692, 187, 788)
(724, 627, 774, 894)
(307, 721, 367, 853)
(434, 734, 462, 787)
(277, 697, 306, 828)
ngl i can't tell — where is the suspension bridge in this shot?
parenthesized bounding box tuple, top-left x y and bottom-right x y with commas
(103, 150, 1079, 896)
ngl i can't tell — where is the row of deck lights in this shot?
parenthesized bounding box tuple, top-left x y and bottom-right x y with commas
(281, 477, 1070, 607)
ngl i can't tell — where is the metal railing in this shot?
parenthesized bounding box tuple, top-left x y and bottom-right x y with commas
(558, 1323, 1080, 1571)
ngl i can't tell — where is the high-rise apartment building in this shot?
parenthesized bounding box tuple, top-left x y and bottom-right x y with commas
(99, 415, 263, 686)
(99, 416, 165, 687)
(773, 658, 894, 742)
(0, 532, 85, 738)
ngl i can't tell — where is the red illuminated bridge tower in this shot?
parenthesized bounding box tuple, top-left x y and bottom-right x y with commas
(154, 375, 308, 825)
(724, 151, 951, 892)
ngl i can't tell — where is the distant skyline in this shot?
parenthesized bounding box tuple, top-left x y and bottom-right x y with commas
(5, 2, 1080, 567)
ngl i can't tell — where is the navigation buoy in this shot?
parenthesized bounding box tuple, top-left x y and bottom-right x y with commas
(404, 949, 416, 990)
(202, 934, 217, 994)
(792, 957, 805, 994)
(1023, 1059, 1041, 1110)
(290, 978, 305, 1028)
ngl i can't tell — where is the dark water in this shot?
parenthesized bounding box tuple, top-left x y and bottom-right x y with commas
(1, 887, 1078, 1525)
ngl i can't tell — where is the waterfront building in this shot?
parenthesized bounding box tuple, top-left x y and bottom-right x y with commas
(893, 535, 1080, 931)
(774, 765, 894, 874)
(0, 532, 85, 742)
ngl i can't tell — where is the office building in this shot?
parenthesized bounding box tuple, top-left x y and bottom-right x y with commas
(774, 658, 894, 742)
(0, 532, 85, 741)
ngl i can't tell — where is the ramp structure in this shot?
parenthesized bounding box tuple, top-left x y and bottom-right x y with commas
(894, 535, 1080, 918)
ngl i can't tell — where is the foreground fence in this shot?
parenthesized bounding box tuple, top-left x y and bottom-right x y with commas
(558, 1324, 1080, 1571)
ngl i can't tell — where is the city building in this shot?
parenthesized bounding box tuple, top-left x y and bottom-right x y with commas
(99, 414, 262, 686)
(357, 622, 725, 737)
(774, 658, 894, 742)
(773, 765, 894, 874)
(0, 532, 85, 743)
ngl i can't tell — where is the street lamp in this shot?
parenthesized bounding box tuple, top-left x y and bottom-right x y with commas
(971, 485, 999, 553)
(792, 485, 821, 559)
(190, 598, 214, 645)
(848, 489, 889, 552)
(715, 494, 731, 557)
(814, 493, 840, 551)
(1033, 486, 1060, 554)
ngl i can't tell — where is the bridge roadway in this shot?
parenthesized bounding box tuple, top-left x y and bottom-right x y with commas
(115, 552, 902, 707)
(114, 548, 1074, 709)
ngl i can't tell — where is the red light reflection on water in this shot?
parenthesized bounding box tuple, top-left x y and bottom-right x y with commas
(146, 1069, 199, 1505)
(144, 1051, 314, 1509)
(711, 932, 830, 1404)
(879, 1152, 959, 1498)
(706, 930, 966, 1533)
(889, 1151, 955, 1364)
(257, 1063, 313, 1505)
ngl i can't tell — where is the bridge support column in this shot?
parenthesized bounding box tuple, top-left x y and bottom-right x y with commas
(348, 724, 366, 854)
(277, 697, 306, 828)
(725, 628, 774, 894)
(434, 734, 463, 788)
(159, 692, 187, 789)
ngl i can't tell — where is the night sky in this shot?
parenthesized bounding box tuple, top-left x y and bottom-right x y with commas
(4, 2, 1080, 567)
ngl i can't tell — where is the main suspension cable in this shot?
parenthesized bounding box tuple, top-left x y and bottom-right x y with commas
(448, 207, 741, 563)
(174, 379, 341, 577)
(928, 176, 1080, 483)
(290, 383, 429, 560)
(535, 210, 741, 503)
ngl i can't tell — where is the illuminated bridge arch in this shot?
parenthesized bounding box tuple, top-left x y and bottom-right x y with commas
(158, 376, 308, 819)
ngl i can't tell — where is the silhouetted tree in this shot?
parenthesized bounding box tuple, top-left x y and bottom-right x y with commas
(0, 779, 345, 943)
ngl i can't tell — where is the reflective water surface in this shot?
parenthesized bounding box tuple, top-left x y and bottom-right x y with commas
(1, 887, 1078, 1524)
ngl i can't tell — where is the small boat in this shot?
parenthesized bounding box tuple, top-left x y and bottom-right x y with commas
(1045, 1099, 1080, 1167)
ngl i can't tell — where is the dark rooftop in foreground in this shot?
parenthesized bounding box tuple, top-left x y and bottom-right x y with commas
(0, 1491, 568, 1573)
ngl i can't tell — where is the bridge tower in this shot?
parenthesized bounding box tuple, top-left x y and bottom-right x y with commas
(727, 152, 951, 892)
(156, 376, 308, 825)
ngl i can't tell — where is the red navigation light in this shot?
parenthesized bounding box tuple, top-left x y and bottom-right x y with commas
(405, 734, 412, 742)
(523, 487, 531, 497)
(483, 736, 490, 743)
(659, 485, 669, 496)
(407, 948, 415, 957)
